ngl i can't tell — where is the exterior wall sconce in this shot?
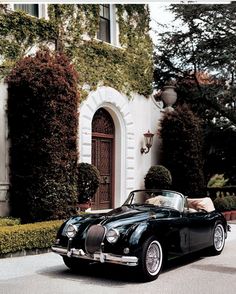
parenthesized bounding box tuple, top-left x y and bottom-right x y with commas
(140, 130, 154, 154)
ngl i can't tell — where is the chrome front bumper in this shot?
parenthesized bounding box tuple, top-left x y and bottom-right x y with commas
(51, 245, 138, 266)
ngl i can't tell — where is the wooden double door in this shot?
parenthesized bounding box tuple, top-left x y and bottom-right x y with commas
(92, 108, 114, 210)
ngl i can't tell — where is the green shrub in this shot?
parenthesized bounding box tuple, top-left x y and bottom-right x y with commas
(214, 195, 236, 211)
(231, 196, 236, 210)
(225, 195, 236, 210)
(0, 220, 62, 254)
(77, 163, 100, 204)
(213, 196, 230, 212)
(207, 174, 229, 188)
(144, 165, 172, 190)
(0, 217, 21, 227)
(7, 50, 79, 222)
(159, 104, 205, 197)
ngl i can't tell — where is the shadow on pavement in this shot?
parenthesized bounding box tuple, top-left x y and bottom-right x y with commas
(38, 252, 207, 285)
(38, 262, 139, 286)
(163, 251, 205, 273)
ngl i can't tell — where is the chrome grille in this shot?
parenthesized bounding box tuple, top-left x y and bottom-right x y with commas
(85, 225, 106, 254)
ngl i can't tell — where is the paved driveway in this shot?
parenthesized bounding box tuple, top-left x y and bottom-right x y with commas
(0, 224, 236, 294)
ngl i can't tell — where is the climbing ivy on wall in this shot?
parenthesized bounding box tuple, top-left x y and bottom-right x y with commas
(0, 8, 55, 73)
(0, 4, 153, 98)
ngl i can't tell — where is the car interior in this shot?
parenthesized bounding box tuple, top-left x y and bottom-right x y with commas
(185, 197, 215, 213)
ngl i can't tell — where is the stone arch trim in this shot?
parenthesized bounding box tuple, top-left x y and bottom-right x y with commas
(79, 86, 135, 206)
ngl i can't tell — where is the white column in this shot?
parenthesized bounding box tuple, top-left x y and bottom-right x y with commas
(0, 80, 9, 216)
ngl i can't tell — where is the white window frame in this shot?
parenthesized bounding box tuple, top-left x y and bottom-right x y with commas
(96, 4, 120, 48)
(9, 3, 48, 19)
(110, 4, 120, 47)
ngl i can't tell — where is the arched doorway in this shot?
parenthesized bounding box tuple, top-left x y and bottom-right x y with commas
(92, 108, 114, 210)
(79, 86, 136, 207)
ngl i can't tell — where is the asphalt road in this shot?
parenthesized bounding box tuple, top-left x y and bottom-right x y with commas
(1, 224, 236, 294)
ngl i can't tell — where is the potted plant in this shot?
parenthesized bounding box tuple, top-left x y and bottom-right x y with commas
(77, 163, 100, 211)
(144, 165, 172, 190)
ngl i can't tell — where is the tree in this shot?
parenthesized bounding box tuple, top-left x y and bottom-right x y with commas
(159, 105, 205, 197)
(7, 51, 79, 222)
(153, 3, 236, 127)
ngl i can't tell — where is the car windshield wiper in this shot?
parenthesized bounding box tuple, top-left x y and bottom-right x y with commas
(124, 203, 157, 209)
(133, 203, 156, 208)
(143, 204, 156, 207)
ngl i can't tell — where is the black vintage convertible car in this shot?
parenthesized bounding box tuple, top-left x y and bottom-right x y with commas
(52, 189, 229, 281)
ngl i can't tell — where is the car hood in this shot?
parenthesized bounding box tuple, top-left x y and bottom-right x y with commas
(66, 205, 178, 232)
(102, 206, 177, 229)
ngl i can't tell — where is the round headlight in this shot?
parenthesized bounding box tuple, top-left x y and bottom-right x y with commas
(66, 224, 78, 238)
(106, 228, 120, 244)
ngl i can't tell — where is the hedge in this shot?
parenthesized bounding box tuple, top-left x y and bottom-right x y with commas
(0, 220, 63, 254)
(0, 217, 21, 227)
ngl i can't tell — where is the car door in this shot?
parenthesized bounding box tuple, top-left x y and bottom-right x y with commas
(160, 214, 190, 258)
(187, 211, 212, 251)
(156, 197, 191, 258)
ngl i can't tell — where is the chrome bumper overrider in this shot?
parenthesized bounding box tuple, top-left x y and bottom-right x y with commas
(51, 245, 138, 266)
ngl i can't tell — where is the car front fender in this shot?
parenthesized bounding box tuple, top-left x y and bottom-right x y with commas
(125, 220, 168, 256)
(127, 222, 151, 250)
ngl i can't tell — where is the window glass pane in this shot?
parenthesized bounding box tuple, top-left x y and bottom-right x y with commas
(14, 4, 39, 17)
(99, 4, 110, 19)
(99, 5, 103, 17)
(104, 6, 110, 19)
(98, 4, 111, 43)
(97, 18, 110, 43)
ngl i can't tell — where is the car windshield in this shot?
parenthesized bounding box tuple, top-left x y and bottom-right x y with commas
(124, 190, 184, 212)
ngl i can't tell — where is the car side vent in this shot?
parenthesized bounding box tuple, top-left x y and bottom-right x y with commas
(85, 225, 106, 254)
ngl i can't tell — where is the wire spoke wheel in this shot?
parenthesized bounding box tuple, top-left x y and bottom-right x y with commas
(214, 224, 225, 251)
(146, 241, 161, 275)
(138, 237, 163, 281)
(209, 223, 225, 255)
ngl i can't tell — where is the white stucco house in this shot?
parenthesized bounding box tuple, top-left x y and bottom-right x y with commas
(0, 3, 167, 216)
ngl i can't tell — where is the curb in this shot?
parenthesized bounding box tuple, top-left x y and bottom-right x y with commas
(0, 248, 52, 259)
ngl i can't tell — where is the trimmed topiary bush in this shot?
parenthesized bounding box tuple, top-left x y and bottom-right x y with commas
(7, 50, 79, 222)
(159, 104, 205, 197)
(77, 163, 100, 204)
(144, 165, 172, 190)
